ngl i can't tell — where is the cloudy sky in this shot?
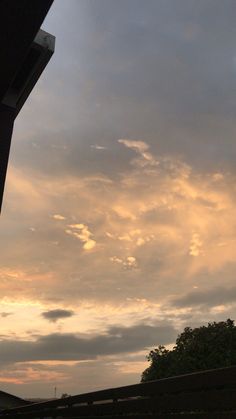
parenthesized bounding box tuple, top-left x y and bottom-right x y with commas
(1, 0, 236, 398)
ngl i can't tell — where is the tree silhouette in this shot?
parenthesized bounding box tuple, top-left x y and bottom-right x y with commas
(141, 319, 236, 382)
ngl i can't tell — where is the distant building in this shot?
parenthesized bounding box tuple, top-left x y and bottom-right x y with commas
(0, 0, 55, 212)
(26, 397, 56, 403)
(0, 390, 30, 410)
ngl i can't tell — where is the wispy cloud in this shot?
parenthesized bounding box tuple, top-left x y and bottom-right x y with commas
(90, 145, 107, 150)
(118, 139, 159, 167)
(66, 224, 96, 250)
(110, 255, 138, 270)
(0, 312, 13, 318)
(3, 144, 236, 308)
(53, 214, 66, 221)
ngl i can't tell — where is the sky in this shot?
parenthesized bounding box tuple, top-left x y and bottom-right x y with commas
(0, 0, 236, 398)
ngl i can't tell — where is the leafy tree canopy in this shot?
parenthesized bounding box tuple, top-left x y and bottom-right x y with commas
(141, 319, 236, 382)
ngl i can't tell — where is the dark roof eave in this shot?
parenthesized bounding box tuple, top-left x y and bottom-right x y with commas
(0, 0, 54, 103)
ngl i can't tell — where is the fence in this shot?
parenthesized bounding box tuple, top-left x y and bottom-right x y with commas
(1, 365, 236, 418)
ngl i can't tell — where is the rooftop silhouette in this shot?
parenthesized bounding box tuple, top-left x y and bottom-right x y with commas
(0, 0, 55, 212)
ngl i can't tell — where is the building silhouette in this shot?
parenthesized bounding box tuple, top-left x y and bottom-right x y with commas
(0, 390, 30, 410)
(0, 0, 55, 212)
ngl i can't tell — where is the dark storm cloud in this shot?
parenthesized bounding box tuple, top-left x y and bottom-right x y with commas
(0, 323, 176, 364)
(41, 309, 75, 322)
(83, 0, 236, 112)
(13, 0, 236, 177)
(172, 286, 236, 309)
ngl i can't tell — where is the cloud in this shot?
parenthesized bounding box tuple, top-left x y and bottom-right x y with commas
(90, 145, 107, 150)
(2, 0, 236, 398)
(118, 139, 158, 167)
(0, 312, 13, 318)
(0, 356, 148, 397)
(13, 0, 236, 182)
(66, 224, 96, 250)
(171, 286, 236, 309)
(0, 362, 69, 388)
(0, 323, 176, 364)
(118, 139, 149, 153)
(2, 145, 236, 308)
(53, 214, 66, 220)
(41, 309, 75, 322)
(189, 233, 203, 257)
(110, 255, 137, 270)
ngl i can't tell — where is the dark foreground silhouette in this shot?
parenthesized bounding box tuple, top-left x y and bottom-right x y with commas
(142, 318, 236, 382)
